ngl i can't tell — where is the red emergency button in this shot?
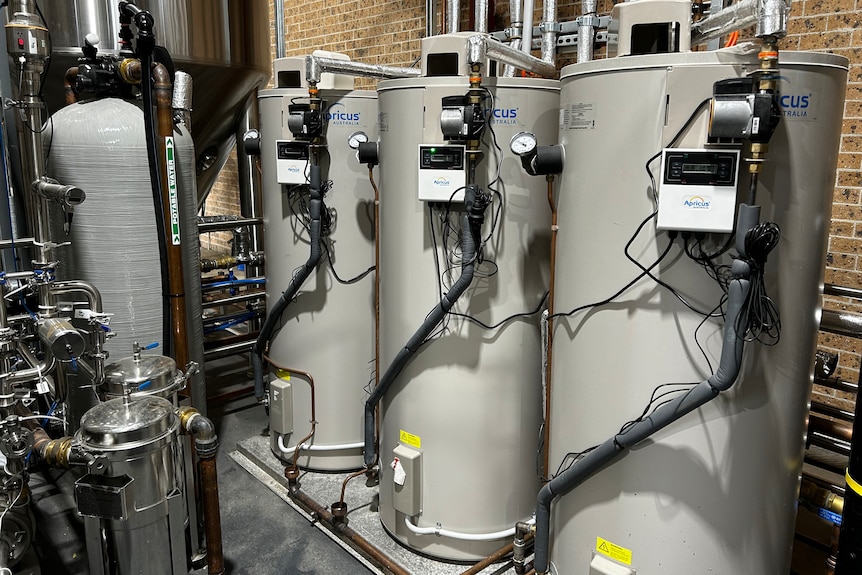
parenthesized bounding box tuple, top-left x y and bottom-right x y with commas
(17, 38, 24, 48)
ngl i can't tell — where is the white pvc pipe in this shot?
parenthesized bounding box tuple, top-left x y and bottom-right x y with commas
(521, 0, 534, 54)
(277, 435, 364, 455)
(404, 516, 535, 542)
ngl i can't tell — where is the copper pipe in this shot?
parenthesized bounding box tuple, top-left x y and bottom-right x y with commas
(263, 355, 316, 472)
(63, 67, 78, 105)
(460, 541, 515, 575)
(339, 468, 367, 505)
(542, 175, 557, 477)
(289, 488, 410, 575)
(178, 407, 224, 575)
(371, 167, 381, 468)
(152, 62, 191, 377)
(199, 457, 224, 575)
(810, 412, 853, 443)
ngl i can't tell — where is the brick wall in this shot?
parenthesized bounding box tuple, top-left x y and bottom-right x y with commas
(266, 0, 862, 404)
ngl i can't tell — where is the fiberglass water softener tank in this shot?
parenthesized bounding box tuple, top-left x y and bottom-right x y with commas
(46, 98, 200, 361)
(260, 57, 378, 471)
(546, 48, 847, 574)
(376, 72, 557, 560)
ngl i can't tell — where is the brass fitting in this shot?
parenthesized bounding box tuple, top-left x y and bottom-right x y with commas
(177, 405, 200, 434)
(118, 58, 142, 85)
(757, 41, 779, 92)
(41, 437, 73, 468)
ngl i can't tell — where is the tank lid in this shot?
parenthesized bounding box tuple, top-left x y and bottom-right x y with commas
(79, 395, 177, 449)
(104, 354, 177, 386)
(560, 47, 849, 80)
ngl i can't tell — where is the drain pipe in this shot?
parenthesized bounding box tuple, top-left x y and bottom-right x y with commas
(532, 265, 751, 574)
(577, 0, 597, 63)
(178, 407, 224, 575)
(363, 189, 485, 467)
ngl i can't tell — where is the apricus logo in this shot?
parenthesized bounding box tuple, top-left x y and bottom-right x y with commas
(325, 103, 360, 125)
(433, 177, 451, 186)
(683, 195, 711, 209)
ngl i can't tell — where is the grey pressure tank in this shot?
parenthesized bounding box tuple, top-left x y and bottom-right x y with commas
(375, 73, 557, 560)
(546, 49, 847, 574)
(260, 57, 378, 471)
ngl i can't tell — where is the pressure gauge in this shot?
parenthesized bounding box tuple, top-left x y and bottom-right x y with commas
(510, 132, 538, 157)
(348, 131, 369, 150)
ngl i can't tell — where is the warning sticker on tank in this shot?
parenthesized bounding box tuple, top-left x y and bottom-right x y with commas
(596, 536, 632, 565)
(560, 102, 596, 130)
(399, 429, 421, 449)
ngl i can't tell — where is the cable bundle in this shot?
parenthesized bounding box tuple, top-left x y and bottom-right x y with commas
(736, 221, 781, 345)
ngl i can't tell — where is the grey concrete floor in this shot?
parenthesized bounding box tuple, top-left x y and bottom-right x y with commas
(27, 356, 373, 575)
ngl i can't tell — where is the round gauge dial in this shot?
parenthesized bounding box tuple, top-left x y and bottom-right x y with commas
(348, 131, 369, 149)
(510, 132, 538, 156)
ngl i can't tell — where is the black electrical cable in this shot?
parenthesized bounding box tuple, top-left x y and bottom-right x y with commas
(322, 240, 374, 285)
(552, 215, 676, 319)
(449, 290, 549, 330)
(736, 221, 781, 344)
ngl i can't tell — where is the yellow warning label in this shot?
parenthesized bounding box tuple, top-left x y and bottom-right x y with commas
(596, 536, 632, 566)
(276, 369, 291, 381)
(399, 430, 421, 449)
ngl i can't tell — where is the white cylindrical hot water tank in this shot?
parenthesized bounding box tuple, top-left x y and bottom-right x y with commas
(546, 49, 847, 574)
(259, 82, 378, 471)
(375, 75, 557, 560)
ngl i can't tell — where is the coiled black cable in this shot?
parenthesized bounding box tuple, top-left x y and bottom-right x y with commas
(736, 221, 781, 344)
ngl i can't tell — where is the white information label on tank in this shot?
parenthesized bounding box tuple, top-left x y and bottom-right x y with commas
(379, 112, 389, 133)
(165, 137, 181, 245)
(560, 102, 597, 130)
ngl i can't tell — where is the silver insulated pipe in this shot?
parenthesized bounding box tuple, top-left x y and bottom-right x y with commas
(540, 0, 557, 63)
(448, 0, 460, 32)
(503, 0, 524, 76)
(692, 0, 791, 45)
(468, 34, 555, 77)
(578, 0, 597, 63)
(306, 56, 421, 83)
(475, 0, 489, 33)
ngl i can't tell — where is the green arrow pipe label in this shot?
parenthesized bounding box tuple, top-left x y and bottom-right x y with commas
(166, 137, 181, 245)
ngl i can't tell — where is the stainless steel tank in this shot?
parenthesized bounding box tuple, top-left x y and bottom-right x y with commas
(375, 75, 556, 560)
(259, 63, 378, 471)
(75, 394, 187, 575)
(102, 346, 180, 400)
(546, 49, 847, 574)
(38, 0, 270, 203)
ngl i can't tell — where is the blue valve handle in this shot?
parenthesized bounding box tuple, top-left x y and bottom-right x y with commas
(143, 342, 159, 350)
(138, 380, 153, 391)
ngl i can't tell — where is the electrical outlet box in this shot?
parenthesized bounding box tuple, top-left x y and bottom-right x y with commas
(269, 377, 293, 435)
(276, 140, 310, 184)
(392, 444, 422, 516)
(589, 552, 636, 575)
(657, 148, 739, 233)
(418, 145, 466, 202)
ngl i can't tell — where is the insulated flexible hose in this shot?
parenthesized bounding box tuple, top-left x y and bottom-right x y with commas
(253, 164, 323, 399)
(532, 269, 751, 574)
(363, 185, 487, 467)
